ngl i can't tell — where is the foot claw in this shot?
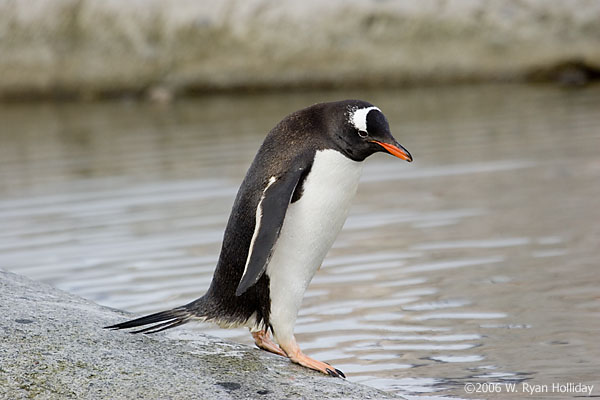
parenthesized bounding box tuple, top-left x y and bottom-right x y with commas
(279, 337, 343, 378)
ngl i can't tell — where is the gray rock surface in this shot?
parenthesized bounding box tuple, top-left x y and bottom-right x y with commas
(1, 0, 599, 99)
(0, 270, 396, 399)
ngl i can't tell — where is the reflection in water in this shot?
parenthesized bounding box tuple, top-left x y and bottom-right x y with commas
(2, 85, 600, 398)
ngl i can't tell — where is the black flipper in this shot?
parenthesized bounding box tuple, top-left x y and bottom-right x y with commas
(235, 161, 309, 296)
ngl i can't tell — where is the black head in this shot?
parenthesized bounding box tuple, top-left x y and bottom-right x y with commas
(323, 100, 413, 162)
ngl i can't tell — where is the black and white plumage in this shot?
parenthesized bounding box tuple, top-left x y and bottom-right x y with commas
(105, 100, 412, 377)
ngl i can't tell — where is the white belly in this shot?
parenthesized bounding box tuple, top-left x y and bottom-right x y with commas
(266, 149, 363, 340)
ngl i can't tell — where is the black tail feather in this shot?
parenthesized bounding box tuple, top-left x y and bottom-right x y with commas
(104, 307, 192, 334)
(133, 318, 188, 334)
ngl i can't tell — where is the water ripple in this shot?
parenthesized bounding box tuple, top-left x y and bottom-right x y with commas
(2, 86, 599, 398)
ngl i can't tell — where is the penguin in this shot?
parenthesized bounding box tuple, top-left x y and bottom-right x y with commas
(105, 99, 412, 378)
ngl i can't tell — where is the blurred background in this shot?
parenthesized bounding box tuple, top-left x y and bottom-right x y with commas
(1, 1, 599, 398)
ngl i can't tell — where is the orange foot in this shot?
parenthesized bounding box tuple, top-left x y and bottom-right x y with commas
(251, 330, 287, 357)
(279, 337, 345, 378)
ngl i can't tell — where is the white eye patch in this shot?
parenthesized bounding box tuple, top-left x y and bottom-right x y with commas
(350, 106, 380, 134)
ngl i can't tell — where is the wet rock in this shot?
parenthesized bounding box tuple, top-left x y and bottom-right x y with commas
(0, 269, 396, 399)
(526, 59, 600, 87)
(1, 0, 600, 99)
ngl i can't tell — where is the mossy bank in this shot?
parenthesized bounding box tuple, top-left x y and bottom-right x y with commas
(1, 0, 600, 100)
(0, 270, 396, 399)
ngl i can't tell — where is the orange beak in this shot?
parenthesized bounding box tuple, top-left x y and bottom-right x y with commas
(371, 140, 413, 162)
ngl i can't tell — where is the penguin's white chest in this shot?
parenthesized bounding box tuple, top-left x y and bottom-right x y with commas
(266, 149, 363, 336)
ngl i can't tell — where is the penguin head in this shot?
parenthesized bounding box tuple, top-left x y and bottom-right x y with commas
(328, 100, 413, 163)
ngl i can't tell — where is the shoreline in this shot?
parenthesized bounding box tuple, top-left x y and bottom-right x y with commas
(1, 0, 599, 101)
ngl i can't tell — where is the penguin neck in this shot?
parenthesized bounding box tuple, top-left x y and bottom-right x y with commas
(311, 148, 364, 182)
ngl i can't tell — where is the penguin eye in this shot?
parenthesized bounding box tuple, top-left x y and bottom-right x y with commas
(358, 130, 368, 138)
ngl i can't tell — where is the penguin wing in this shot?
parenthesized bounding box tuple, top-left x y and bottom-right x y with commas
(235, 163, 308, 296)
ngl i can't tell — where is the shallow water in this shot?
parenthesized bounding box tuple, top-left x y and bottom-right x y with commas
(2, 85, 600, 399)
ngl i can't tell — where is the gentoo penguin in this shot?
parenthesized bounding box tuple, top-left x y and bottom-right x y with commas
(105, 100, 412, 378)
